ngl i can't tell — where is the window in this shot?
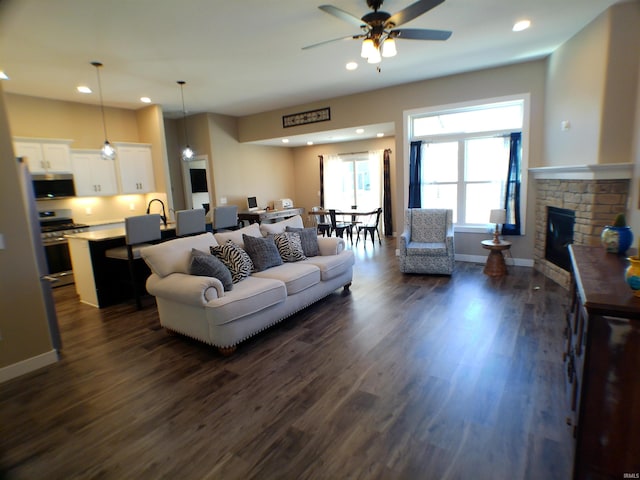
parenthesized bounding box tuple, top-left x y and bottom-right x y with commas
(324, 152, 382, 211)
(408, 97, 527, 231)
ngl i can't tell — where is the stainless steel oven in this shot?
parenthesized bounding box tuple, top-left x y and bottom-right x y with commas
(39, 209, 89, 287)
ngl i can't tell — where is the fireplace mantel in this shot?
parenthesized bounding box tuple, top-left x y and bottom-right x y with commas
(529, 162, 634, 180)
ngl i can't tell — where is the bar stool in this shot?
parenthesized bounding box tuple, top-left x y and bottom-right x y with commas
(105, 214, 162, 309)
(176, 208, 206, 237)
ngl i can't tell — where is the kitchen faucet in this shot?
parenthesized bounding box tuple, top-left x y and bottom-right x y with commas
(146, 198, 167, 227)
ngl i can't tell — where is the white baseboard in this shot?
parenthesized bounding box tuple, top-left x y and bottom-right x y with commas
(0, 350, 58, 383)
(455, 253, 534, 267)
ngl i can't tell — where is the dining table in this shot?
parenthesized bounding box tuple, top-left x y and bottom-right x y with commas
(315, 209, 378, 243)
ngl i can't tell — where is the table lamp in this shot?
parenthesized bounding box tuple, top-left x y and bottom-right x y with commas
(490, 209, 506, 244)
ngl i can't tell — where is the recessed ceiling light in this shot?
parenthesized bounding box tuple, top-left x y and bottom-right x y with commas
(307, 141, 314, 146)
(77, 85, 92, 94)
(356, 128, 365, 134)
(376, 133, 384, 138)
(282, 139, 289, 144)
(346, 62, 358, 71)
(513, 20, 531, 32)
(140, 97, 152, 103)
(0, 71, 9, 80)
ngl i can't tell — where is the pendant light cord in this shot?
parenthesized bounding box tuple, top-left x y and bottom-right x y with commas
(178, 81, 189, 145)
(92, 62, 109, 140)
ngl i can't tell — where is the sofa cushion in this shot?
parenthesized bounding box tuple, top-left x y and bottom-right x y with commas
(211, 241, 254, 283)
(142, 232, 218, 278)
(206, 276, 287, 326)
(301, 250, 355, 281)
(190, 249, 233, 291)
(214, 222, 261, 249)
(259, 215, 304, 236)
(285, 227, 320, 257)
(242, 234, 283, 272)
(252, 262, 320, 295)
(273, 232, 306, 262)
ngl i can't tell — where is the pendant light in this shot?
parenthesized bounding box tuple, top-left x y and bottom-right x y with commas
(177, 81, 194, 161)
(90, 61, 116, 160)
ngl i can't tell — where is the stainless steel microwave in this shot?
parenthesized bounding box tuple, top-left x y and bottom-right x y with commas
(32, 173, 76, 199)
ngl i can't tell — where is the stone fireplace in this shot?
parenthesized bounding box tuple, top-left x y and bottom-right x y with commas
(531, 164, 632, 288)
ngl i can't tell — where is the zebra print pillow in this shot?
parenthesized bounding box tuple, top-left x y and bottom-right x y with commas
(273, 232, 307, 263)
(210, 240, 254, 283)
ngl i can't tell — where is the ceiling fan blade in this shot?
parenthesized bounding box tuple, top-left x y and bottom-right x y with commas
(387, 0, 445, 27)
(392, 28, 452, 41)
(319, 5, 364, 28)
(302, 34, 359, 50)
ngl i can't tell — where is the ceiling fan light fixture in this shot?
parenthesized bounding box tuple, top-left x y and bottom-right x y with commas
(91, 61, 116, 161)
(382, 38, 397, 57)
(367, 47, 382, 64)
(361, 38, 376, 58)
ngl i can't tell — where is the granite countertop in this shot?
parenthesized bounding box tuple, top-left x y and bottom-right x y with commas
(66, 223, 176, 242)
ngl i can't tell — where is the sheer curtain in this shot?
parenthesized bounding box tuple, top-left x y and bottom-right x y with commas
(323, 151, 382, 211)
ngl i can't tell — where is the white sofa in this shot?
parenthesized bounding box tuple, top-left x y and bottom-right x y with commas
(141, 216, 354, 354)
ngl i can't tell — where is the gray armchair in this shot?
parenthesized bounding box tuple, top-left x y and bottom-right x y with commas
(399, 208, 455, 275)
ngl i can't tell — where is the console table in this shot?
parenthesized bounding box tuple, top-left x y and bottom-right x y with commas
(566, 245, 640, 479)
(238, 207, 304, 224)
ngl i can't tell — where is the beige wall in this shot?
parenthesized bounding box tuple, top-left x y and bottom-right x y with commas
(0, 85, 53, 371)
(239, 60, 547, 260)
(291, 136, 395, 228)
(544, 1, 640, 167)
(6, 93, 140, 146)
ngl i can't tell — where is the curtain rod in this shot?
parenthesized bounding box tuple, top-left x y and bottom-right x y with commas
(337, 150, 369, 156)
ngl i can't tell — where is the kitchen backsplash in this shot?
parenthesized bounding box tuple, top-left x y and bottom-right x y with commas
(36, 192, 170, 225)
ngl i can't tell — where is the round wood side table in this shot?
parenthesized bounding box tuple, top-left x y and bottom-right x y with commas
(481, 239, 512, 277)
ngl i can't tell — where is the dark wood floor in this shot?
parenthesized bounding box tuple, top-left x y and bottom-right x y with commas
(0, 240, 574, 480)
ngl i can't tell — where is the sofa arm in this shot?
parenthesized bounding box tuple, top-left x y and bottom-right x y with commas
(399, 230, 410, 255)
(146, 272, 224, 307)
(317, 236, 345, 256)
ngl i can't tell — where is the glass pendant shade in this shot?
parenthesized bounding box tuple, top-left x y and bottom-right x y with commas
(382, 38, 397, 57)
(181, 145, 194, 161)
(101, 140, 117, 160)
(361, 38, 376, 59)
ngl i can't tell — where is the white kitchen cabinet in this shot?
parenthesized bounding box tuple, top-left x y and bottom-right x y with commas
(114, 143, 155, 194)
(13, 138, 73, 173)
(71, 150, 118, 196)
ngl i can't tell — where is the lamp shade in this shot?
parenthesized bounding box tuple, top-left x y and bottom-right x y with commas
(361, 38, 376, 59)
(490, 209, 507, 224)
(381, 38, 397, 57)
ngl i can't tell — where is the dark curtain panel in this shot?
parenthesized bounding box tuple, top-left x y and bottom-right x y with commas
(408, 140, 422, 208)
(383, 149, 393, 236)
(318, 155, 324, 208)
(502, 132, 522, 235)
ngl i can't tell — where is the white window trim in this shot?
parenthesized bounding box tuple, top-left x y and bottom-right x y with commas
(404, 93, 530, 235)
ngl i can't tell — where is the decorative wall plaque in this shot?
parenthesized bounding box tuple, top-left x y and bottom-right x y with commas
(282, 107, 331, 128)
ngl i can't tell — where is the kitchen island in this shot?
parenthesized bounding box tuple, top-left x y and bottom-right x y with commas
(67, 224, 176, 308)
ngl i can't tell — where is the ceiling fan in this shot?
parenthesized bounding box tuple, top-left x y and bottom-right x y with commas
(303, 0, 452, 64)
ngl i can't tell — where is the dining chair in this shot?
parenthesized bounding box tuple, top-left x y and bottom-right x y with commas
(328, 209, 353, 242)
(311, 206, 331, 236)
(176, 208, 206, 237)
(356, 208, 383, 246)
(105, 214, 162, 309)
